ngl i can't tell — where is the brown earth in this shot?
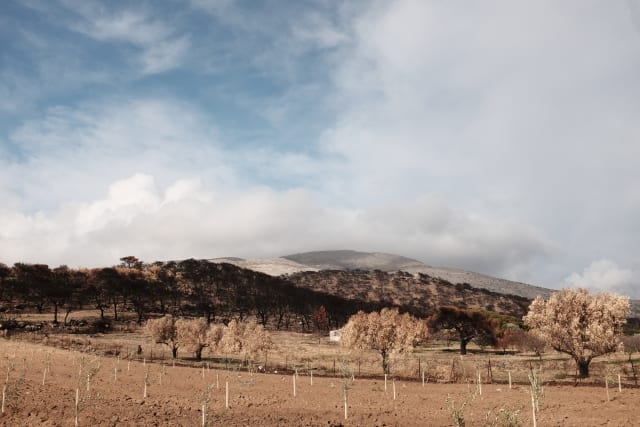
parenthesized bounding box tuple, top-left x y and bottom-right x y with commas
(0, 339, 638, 427)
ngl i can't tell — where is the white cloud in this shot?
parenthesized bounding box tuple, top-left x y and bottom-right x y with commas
(2, 98, 230, 213)
(564, 260, 636, 297)
(317, 0, 640, 285)
(0, 93, 557, 281)
(79, 10, 171, 45)
(68, 4, 190, 74)
(74, 173, 160, 234)
(0, 173, 550, 275)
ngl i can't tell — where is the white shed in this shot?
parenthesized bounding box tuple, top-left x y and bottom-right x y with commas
(329, 329, 342, 342)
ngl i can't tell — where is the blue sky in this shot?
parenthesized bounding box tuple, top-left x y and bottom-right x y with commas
(1, 0, 640, 296)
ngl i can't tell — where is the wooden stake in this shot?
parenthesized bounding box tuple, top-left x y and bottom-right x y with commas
(508, 371, 512, 389)
(144, 371, 148, 399)
(42, 367, 47, 385)
(392, 379, 396, 400)
(344, 387, 348, 420)
(618, 374, 622, 392)
(225, 381, 229, 408)
(2, 384, 6, 413)
(422, 369, 425, 387)
(605, 376, 610, 401)
(75, 388, 79, 427)
(384, 374, 387, 392)
(202, 403, 206, 427)
(310, 370, 313, 386)
(293, 373, 296, 397)
(531, 389, 537, 427)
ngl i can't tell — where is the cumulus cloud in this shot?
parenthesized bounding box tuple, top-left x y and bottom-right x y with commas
(0, 173, 550, 277)
(564, 260, 636, 297)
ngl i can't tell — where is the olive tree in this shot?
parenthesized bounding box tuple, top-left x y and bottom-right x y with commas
(524, 288, 630, 378)
(145, 315, 180, 358)
(427, 306, 498, 355)
(219, 319, 273, 366)
(341, 308, 427, 374)
(176, 317, 211, 360)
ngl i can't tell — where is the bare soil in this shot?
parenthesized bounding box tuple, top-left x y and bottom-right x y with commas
(0, 339, 638, 426)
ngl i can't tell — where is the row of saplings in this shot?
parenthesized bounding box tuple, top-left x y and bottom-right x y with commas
(146, 288, 633, 379)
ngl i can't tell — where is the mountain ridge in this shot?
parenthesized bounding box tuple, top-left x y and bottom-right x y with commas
(283, 250, 553, 300)
(209, 250, 638, 317)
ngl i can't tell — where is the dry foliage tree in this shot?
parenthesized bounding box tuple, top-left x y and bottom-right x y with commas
(219, 319, 273, 367)
(524, 288, 630, 378)
(176, 317, 211, 360)
(341, 308, 427, 374)
(145, 315, 180, 358)
(427, 307, 498, 355)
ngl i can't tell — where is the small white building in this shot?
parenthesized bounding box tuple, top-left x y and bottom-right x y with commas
(329, 329, 342, 342)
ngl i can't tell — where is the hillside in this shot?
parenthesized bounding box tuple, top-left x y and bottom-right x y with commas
(287, 269, 531, 318)
(231, 250, 638, 317)
(209, 257, 318, 276)
(284, 250, 425, 272)
(285, 250, 552, 300)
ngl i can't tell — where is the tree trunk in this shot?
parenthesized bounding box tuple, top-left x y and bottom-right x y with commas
(113, 302, 118, 321)
(53, 303, 59, 324)
(460, 339, 469, 355)
(381, 350, 389, 374)
(64, 309, 72, 326)
(172, 346, 178, 359)
(276, 313, 284, 330)
(195, 346, 203, 361)
(577, 359, 590, 378)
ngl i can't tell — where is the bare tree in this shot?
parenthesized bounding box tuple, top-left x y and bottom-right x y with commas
(509, 329, 547, 359)
(145, 315, 180, 358)
(341, 308, 427, 374)
(524, 288, 630, 378)
(621, 335, 640, 385)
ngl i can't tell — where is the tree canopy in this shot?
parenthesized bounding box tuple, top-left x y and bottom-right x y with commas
(523, 288, 630, 378)
(341, 307, 427, 374)
(428, 306, 498, 355)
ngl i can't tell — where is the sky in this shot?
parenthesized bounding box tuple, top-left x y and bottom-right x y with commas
(1, 0, 639, 296)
